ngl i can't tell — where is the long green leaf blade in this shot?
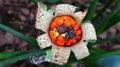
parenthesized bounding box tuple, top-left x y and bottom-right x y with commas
(83, 0, 98, 21)
(94, 34, 120, 45)
(87, 50, 120, 61)
(45, 0, 60, 4)
(0, 51, 21, 59)
(96, 3, 120, 35)
(69, 48, 107, 63)
(93, 0, 115, 21)
(96, 11, 120, 35)
(0, 49, 45, 67)
(0, 24, 39, 49)
(32, 0, 38, 5)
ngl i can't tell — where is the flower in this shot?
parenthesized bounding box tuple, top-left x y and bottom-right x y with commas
(35, 4, 97, 65)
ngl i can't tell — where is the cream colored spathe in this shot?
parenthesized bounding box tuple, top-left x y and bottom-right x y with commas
(35, 4, 97, 65)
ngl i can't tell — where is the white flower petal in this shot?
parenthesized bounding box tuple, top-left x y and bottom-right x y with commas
(73, 11, 87, 24)
(82, 21, 97, 42)
(36, 34, 52, 49)
(71, 40, 90, 60)
(35, 7, 54, 32)
(55, 4, 77, 16)
(51, 45, 70, 65)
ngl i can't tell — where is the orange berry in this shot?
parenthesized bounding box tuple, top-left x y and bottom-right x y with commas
(75, 29, 82, 35)
(66, 39, 72, 46)
(54, 17, 60, 21)
(56, 40, 64, 46)
(74, 24, 80, 31)
(65, 40, 71, 47)
(71, 38, 77, 44)
(56, 35, 65, 46)
(71, 19, 77, 26)
(55, 17, 64, 26)
(50, 21, 58, 30)
(49, 30, 56, 43)
(75, 36, 82, 40)
(64, 20, 72, 27)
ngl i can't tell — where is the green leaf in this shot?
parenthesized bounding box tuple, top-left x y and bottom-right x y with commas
(49, 63, 56, 67)
(96, 3, 120, 35)
(0, 51, 21, 59)
(104, 12, 120, 28)
(87, 50, 120, 61)
(82, 48, 120, 62)
(93, 0, 116, 21)
(45, 0, 61, 4)
(79, 48, 105, 67)
(26, 36, 39, 49)
(68, 47, 120, 66)
(0, 49, 45, 67)
(38, 2, 47, 11)
(68, 48, 106, 67)
(58, 63, 72, 67)
(96, 11, 120, 35)
(0, 23, 39, 49)
(83, 0, 98, 21)
(32, 0, 38, 5)
(94, 34, 120, 45)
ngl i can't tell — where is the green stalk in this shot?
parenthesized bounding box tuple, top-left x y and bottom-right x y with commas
(83, 0, 98, 21)
(0, 23, 39, 49)
(0, 49, 45, 67)
(93, 0, 115, 21)
(87, 50, 120, 61)
(96, 11, 120, 35)
(32, 0, 38, 5)
(96, 3, 120, 35)
(0, 51, 21, 59)
(89, 34, 120, 47)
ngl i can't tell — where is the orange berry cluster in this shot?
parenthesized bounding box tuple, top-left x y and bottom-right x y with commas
(49, 15, 82, 47)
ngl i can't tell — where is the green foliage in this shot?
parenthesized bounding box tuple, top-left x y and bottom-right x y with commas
(96, 3, 120, 35)
(0, 24, 39, 49)
(90, 34, 120, 47)
(0, 49, 45, 67)
(45, 0, 61, 4)
(32, 0, 38, 5)
(83, 0, 98, 21)
(93, 0, 116, 21)
(0, 51, 22, 59)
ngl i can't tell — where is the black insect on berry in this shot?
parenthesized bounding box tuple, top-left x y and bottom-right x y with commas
(67, 27, 76, 39)
(64, 33, 69, 40)
(69, 33, 76, 39)
(67, 26, 73, 31)
(57, 24, 67, 33)
(68, 30, 74, 35)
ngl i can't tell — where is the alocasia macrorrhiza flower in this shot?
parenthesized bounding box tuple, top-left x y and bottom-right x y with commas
(35, 3, 97, 65)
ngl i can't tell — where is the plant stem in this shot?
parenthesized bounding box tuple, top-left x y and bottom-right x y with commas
(83, 0, 98, 21)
